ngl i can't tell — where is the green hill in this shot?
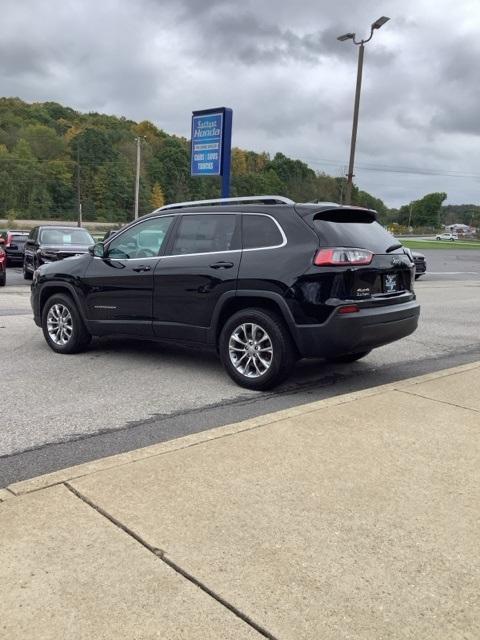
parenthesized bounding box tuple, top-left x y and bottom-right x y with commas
(0, 97, 387, 223)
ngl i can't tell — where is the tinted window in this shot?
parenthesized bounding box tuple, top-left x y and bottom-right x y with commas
(108, 216, 173, 259)
(243, 215, 283, 249)
(11, 234, 28, 242)
(313, 217, 398, 253)
(40, 228, 93, 245)
(170, 214, 239, 255)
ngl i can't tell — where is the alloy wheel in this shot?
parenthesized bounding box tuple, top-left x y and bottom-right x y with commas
(47, 303, 73, 346)
(228, 322, 273, 378)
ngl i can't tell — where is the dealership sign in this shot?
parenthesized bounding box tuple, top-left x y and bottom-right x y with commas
(191, 107, 233, 196)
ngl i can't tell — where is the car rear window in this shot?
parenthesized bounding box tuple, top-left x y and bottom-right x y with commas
(170, 214, 240, 255)
(312, 211, 399, 254)
(11, 234, 28, 242)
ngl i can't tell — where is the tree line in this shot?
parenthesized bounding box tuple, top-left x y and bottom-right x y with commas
(0, 98, 388, 223)
(0, 98, 476, 229)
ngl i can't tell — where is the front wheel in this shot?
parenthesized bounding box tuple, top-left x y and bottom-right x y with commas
(219, 308, 296, 390)
(41, 293, 91, 354)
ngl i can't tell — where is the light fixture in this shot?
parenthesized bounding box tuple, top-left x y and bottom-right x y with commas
(337, 32, 355, 42)
(371, 16, 390, 30)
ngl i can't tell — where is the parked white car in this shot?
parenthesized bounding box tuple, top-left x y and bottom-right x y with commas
(436, 233, 458, 241)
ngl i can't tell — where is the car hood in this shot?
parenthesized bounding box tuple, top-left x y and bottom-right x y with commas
(411, 251, 425, 258)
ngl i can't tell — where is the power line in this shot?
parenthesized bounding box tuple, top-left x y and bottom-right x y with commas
(305, 157, 480, 180)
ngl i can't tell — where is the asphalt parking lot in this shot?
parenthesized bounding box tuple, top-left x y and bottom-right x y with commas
(2, 248, 480, 487)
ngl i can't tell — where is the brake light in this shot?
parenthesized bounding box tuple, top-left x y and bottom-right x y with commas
(314, 248, 373, 266)
(0, 252, 5, 264)
(338, 305, 360, 314)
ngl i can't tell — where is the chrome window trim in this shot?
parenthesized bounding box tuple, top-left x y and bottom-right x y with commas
(100, 211, 287, 261)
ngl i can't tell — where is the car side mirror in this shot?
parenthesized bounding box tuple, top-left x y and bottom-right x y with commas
(89, 242, 106, 258)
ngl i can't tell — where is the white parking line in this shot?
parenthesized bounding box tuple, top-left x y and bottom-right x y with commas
(428, 271, 479, 275)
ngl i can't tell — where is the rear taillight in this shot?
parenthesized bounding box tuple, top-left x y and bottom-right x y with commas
(314, 248, 373, 266)
(338, 305, 360, 314)
(0, 253, 5, 264)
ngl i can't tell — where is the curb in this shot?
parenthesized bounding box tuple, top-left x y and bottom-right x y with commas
(7, 360, 480, 497)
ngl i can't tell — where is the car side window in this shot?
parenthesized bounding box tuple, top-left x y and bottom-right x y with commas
(169, 214, 240, 255)
(107, 216, 174, 260)
(242, 214, 284, 249)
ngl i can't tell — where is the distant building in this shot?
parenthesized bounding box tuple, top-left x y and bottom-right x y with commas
(445, 223, 476, 236)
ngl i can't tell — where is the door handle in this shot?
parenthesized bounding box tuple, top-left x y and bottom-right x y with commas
(210, 261, 234, 269)
(132, 265, 151, 273)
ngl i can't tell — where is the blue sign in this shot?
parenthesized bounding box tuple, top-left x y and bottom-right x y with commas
(191, 112, 223, 176)
(191, 107, 233, 197)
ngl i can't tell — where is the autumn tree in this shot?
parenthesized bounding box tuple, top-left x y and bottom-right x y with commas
(151, 182, 165, 209)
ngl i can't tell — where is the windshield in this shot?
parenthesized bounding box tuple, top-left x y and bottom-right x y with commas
(40, 229, 93, 245)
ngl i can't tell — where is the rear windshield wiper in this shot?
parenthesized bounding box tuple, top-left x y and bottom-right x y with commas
(386, 243, 403, 253)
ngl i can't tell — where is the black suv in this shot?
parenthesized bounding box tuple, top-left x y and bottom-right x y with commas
(31, 196, 420, 390)
(23, 225, 94, 280)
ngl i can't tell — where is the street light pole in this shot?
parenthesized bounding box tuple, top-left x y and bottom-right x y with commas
(338, 16, 390, 205)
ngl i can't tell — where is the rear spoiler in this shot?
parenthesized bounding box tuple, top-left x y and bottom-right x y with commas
(295, 204, 377, 223)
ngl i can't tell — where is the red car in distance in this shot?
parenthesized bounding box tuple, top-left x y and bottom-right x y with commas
(0, 243, 6, 286)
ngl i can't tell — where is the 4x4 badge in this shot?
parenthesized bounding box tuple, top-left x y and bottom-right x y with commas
(391, 257, 403, 266)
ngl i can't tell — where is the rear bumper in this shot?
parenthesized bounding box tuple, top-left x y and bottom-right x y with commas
(5, 251, 24, 264)
(294, 300, 420, 358)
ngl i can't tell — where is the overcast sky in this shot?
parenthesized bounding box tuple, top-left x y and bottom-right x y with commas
(1, 0, 479, 207)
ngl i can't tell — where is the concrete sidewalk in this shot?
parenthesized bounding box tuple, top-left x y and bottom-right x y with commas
(2, 363, 479, 639)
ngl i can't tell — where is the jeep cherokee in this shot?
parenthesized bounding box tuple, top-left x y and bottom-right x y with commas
(30, 196, 420, 390)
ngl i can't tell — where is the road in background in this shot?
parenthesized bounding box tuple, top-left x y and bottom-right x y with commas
(2, 249, 480, 487)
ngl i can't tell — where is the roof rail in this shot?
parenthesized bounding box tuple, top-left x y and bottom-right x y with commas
(303, 201, 340, 206)
(157, 195, 295, 212)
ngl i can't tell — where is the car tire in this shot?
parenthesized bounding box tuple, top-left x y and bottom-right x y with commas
(415, 274, 423, 280)
(0, 271, 5, 286)
(23, 261, 33, 280)
(219, 308, 296, 391)
(326, 350, 371, 364)
(41, 293, 91, 354)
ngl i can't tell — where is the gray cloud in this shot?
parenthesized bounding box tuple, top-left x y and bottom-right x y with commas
(0, 0, 479, 206)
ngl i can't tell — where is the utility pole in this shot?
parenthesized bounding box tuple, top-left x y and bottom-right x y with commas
(407, 204, 413, 230)
(76, 146, 82, 228)
(345, 42, 364, 206)
(134, 137, 143, 220)
(337, 16, 390, 205)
